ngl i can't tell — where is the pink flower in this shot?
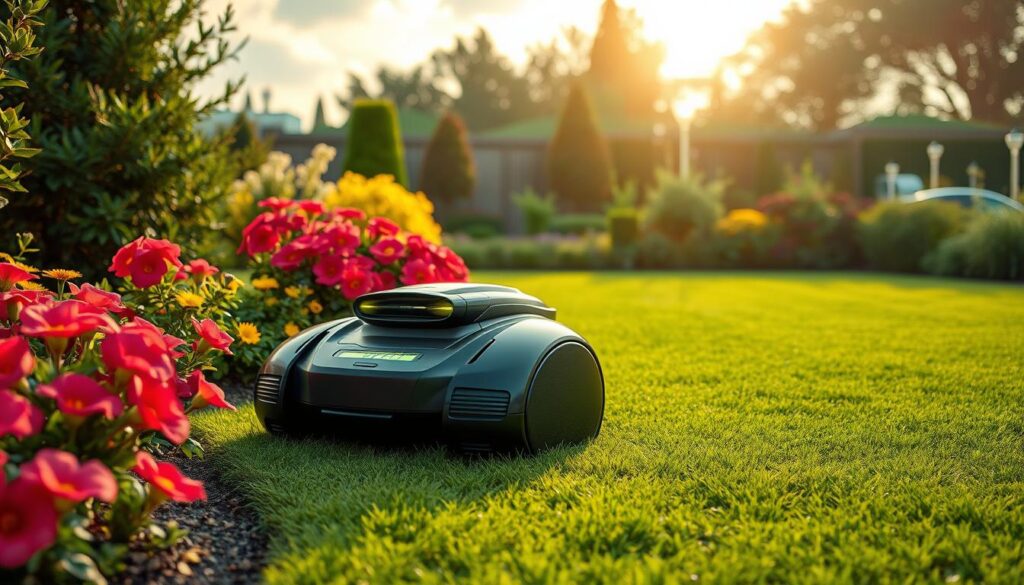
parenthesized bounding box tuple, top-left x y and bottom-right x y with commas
(0, 263, 37, 292)
(312, 255, 346, 286)
(20, 449, 118, 504)
(340, 264, 375, 300)
(0, 390, 43, 439)
(367, 217, 400, 240)
(237, 220, 280, 256)
(36, 373, 123, 419)
(128, 377, 190, 445)
(1, 289, 53, 321)
(374, 270, 397, 292)
(101, 321, 177, 383)
(298, 200, 325, 215)
(186, 370, 235, 411)
(257, 197, 295, 211)
(191, 318, 234, 355)
(369, 238, 405, 265)
(270, 239, 315, 271)
(19, 300, 110, 339)
(182, 259, 219, 279)
(333, 207, 366, 221)
(0, 478, 58, 568)
(400, 258, 438, 286)
(134, 452, 206, 502)
(68, 283, 128, 316)
(108, 237, 182, 288)
(0, 336, 34, 388)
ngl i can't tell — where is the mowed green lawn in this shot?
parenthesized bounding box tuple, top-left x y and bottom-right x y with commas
(195, 272, 1024, 584)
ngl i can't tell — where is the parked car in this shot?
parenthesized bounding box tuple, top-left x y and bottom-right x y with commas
(900, 187, 1024, 213)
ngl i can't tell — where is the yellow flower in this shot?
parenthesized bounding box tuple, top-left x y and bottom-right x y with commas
(251, 276, 280, 290)
(227, 276, 244, 291)
(284, 322, 300, 337)
(284, 286, 302, 299)
(0, 255, 39, 273)
(42, 268, 82, 281)
(265, 296, 279, 307)
(302, 286, 314, 297)
(176, 291, 205, 309)
(322, 172, 443, 243)
(17, 281, 46, 291)
(716, 208, 768, 236)
(307, 299, 323, 315)
(237, 322, 261, 345)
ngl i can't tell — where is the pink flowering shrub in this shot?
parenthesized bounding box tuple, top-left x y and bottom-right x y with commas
(0, 237, 236, 581)
(231, 198, 469, 372)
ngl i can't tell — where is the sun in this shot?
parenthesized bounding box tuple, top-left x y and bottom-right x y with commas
(626, 0, 795, 79)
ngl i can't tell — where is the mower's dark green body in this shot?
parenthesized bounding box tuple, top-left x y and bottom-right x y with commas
(254, 283, 604, 454)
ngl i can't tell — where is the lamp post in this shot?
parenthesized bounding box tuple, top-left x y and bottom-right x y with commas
(1006, 128, 1023, 201)
(672, 99, 698, 180)
(885, 161, 900, 200)
(967, 162, 981, 189)
(926, 141, 944, 189)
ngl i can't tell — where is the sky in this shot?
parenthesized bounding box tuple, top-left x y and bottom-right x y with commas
(197, 0, 796, 130)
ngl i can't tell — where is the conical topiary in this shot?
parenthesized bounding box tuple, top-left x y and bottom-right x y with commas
(342, 99, 407, 185)
(419, 111, 475, 203)
(547, 82, 614, 212)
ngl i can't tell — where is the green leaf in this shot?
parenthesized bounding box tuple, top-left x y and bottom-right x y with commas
(59, 552, 108, 585)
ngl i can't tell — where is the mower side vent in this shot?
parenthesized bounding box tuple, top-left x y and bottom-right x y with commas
(449, 388, 510, 420)
(255, 374, 283, 404)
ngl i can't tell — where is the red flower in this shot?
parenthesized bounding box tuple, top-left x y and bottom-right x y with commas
(1, 289, 53, 322)
(312, 255, 346, 286)
(333, 207, 366, 221)
(257, 197, 295, 211)
(0, 478, 58, 568)
(298, 200, 325, 215)
(367, 217, 400, 240)
(186, 370, 235, 411)
(101, 321, 177, 383)
(182, 259, 219, 279)
(0, 337, 34, 388)
(20, 449, 118, 504)
(191, 317, 234, 355)
(374, 270, 397, 292)
(369, 237, 405, 265)
(108, 237, 182, 288)
(238, 221, 281, 256)
(0, 390, 43, 439)
(36, 373, 123, 419)
(340, 264, 375, 300)
(0, 263, 37, 292)
(400, 258, 438, 286)
(317, 222, 360, 255)
(68, 283, 129, 316)
(270, 239, 315, 271)
(19, 300, 110, 339)
(134, 451, 206, 502)
(128, 377, 190, 444)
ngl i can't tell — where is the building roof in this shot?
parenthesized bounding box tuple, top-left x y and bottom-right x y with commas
(319, 107, 440, 139)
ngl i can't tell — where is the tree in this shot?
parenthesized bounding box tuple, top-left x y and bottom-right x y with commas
(339, 64, 451, 115)
(0, 0, 242, 272)
(419, 111, 475, 204)
(342, 99, 407, 185)
(547, 82, 613, 212)
(313, 96, 328, 130)
(0, 0, 46, 209)
(524, 26, 591, 113)
(432, 28, 539, 131)
(716, 0, 1024, 130)
(586, 0, 665, 119)
(228, 111, 269, 173)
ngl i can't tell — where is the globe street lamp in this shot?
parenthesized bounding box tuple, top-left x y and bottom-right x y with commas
(926, 141, 944, 189)
(885, 161, 900, 200)
(1006, 128, 1024, 201)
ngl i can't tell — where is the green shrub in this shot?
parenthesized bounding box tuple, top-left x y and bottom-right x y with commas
(607, 207, 639, 249)
(0, 1, 45, 209)
(513, 188, 556, 235)
(419, 111, 475, 203)
(444, 214, 504, 239)
(636, 232, 679, 269)
(1, 0, 242, 275)
(547, 82, 614, 212)
(644, 172, 724, 242)
(859, 201, 965, 272)
(551, 213, 607, 235)
(554, 235, 610, 269)
(925, 212, 1024, 280)
(342, 99, 407, 185)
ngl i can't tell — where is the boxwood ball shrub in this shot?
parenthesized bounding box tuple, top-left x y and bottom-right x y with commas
(925, 212, 1024, 280)
(513, 189, 557, 235)
(0, 236, 239, 582)
(859, 201, 965, 273)
(342, 99, 408, 186)
(644, 173, 724, 243)
(607, 207, 639, 249)
(231, 199, 469, 376)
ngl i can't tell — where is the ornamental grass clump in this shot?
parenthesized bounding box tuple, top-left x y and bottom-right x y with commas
(230, 198, 469, 376)
(0, 236, 238, 581)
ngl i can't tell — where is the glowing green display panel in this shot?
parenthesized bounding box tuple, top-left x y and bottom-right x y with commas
(336, 351, 421, 361)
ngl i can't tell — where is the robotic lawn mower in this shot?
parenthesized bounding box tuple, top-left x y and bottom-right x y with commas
(253, 283, 604, 454)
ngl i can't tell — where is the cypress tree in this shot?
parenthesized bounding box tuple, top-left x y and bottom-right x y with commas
(419, 111, 475, 203)
(547, 82, 613, 212)
(342, 99, 407, 185)
(0, 1, 242, 272)
(313, 96, 328, 130)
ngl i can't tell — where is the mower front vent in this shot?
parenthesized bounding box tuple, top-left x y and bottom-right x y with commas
(449, 388, 510, 421)
(255, 374, 283, 404)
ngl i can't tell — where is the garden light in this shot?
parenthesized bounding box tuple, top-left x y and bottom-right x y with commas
(927, 141, 944, 189)
(254, 283, 605, 454)
(1006, 128, 1023, 201)
(885, 161, 900, 200)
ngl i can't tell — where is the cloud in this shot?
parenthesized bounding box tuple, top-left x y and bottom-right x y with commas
(271, 0, 371, 27)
